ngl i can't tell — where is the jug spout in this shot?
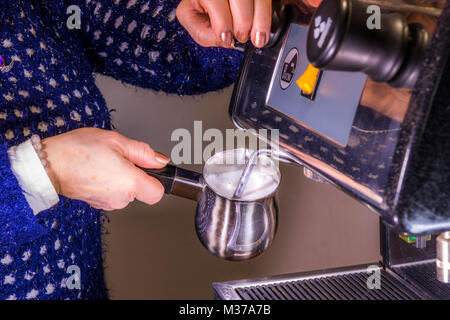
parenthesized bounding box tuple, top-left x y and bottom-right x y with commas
(140, 164, 204, 201)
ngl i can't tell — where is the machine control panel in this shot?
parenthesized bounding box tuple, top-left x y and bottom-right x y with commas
(266, 24, 367, 146)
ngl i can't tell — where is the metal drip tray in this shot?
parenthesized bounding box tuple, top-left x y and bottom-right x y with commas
(392, 261, 450, 299)
(213, 262, 449, 300)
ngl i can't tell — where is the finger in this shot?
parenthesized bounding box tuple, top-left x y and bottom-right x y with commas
(133, 168, 165, 205)
(90, 202, 114, 211)
(176, 0, 217, 47)
(229, 0, 254, 43)
(305, 0, 322, 7)
(285, 0, 321, 8)
(113, 133, 170, 169)
(200, 0, 234, 47)
(251, 0, 272, 48)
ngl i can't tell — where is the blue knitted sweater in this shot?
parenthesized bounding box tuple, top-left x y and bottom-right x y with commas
(0, 0, 241, 299)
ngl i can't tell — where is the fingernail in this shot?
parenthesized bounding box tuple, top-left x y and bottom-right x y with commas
(155, 152, 170, 164)
(255, 31, 267, 48)
(235, 31, 248, 44)
(221, 31, 233, 47)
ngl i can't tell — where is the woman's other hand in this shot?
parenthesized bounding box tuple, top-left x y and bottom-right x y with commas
(176, 0, 272, 48)
(42, 128, 169, 211)
(176, 0, 323, 49)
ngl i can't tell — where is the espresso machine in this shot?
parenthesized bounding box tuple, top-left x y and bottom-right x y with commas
(213, 0, 450, 300)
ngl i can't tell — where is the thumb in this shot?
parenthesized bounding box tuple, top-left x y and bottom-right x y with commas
(115, 134, 170, 168)
(132, 167, 165, 205)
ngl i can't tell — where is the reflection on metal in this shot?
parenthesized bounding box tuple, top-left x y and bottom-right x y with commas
(195, 186, 278, 261)
(415, 235, 428, 249)
(437, 231, 450, 283)
(143, 149, 280, 261)
(392, 261, 450, 298)
(303, 167, 329, 183)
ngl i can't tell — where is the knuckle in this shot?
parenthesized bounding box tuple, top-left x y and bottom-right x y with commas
(108, 130, 122, 141)
(126, 188, 137, 203)
(127, 177, 139, 195)
(101, 130, 122, 145)
(136, 140, 150, 152)
(135, 140, 153, 161)
(194, 29, 211, 47)
(194, 28, 203, 41)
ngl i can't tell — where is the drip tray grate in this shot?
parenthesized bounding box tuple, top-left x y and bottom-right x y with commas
(213, 263, 437, 300)
(392, 261, 450, 300)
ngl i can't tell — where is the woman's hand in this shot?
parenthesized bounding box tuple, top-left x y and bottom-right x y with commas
(176, 0, 323, 49)
(176, 0, 272, 48)
(42, 128, 169, 211)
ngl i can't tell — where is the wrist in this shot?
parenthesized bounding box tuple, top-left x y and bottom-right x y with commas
(8, 137, 60, 215)
(41, 137, 61, 195)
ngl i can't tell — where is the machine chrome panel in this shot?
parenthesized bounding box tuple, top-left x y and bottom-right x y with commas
(229, 4, 447, 232)
(230, 19, 402, 219)
(267, 24, 367, 146)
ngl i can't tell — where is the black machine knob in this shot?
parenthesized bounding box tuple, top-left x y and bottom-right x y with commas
(267, 0, 288, 47)
(306, 0, 430, 88)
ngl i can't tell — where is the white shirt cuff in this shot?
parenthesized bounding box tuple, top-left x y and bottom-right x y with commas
(8, 139, 59, 215)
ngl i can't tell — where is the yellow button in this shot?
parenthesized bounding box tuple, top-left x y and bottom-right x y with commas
(296, 64, 320, 95)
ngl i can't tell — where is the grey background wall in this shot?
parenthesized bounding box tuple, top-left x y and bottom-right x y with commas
(95, 74, 381, 299)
